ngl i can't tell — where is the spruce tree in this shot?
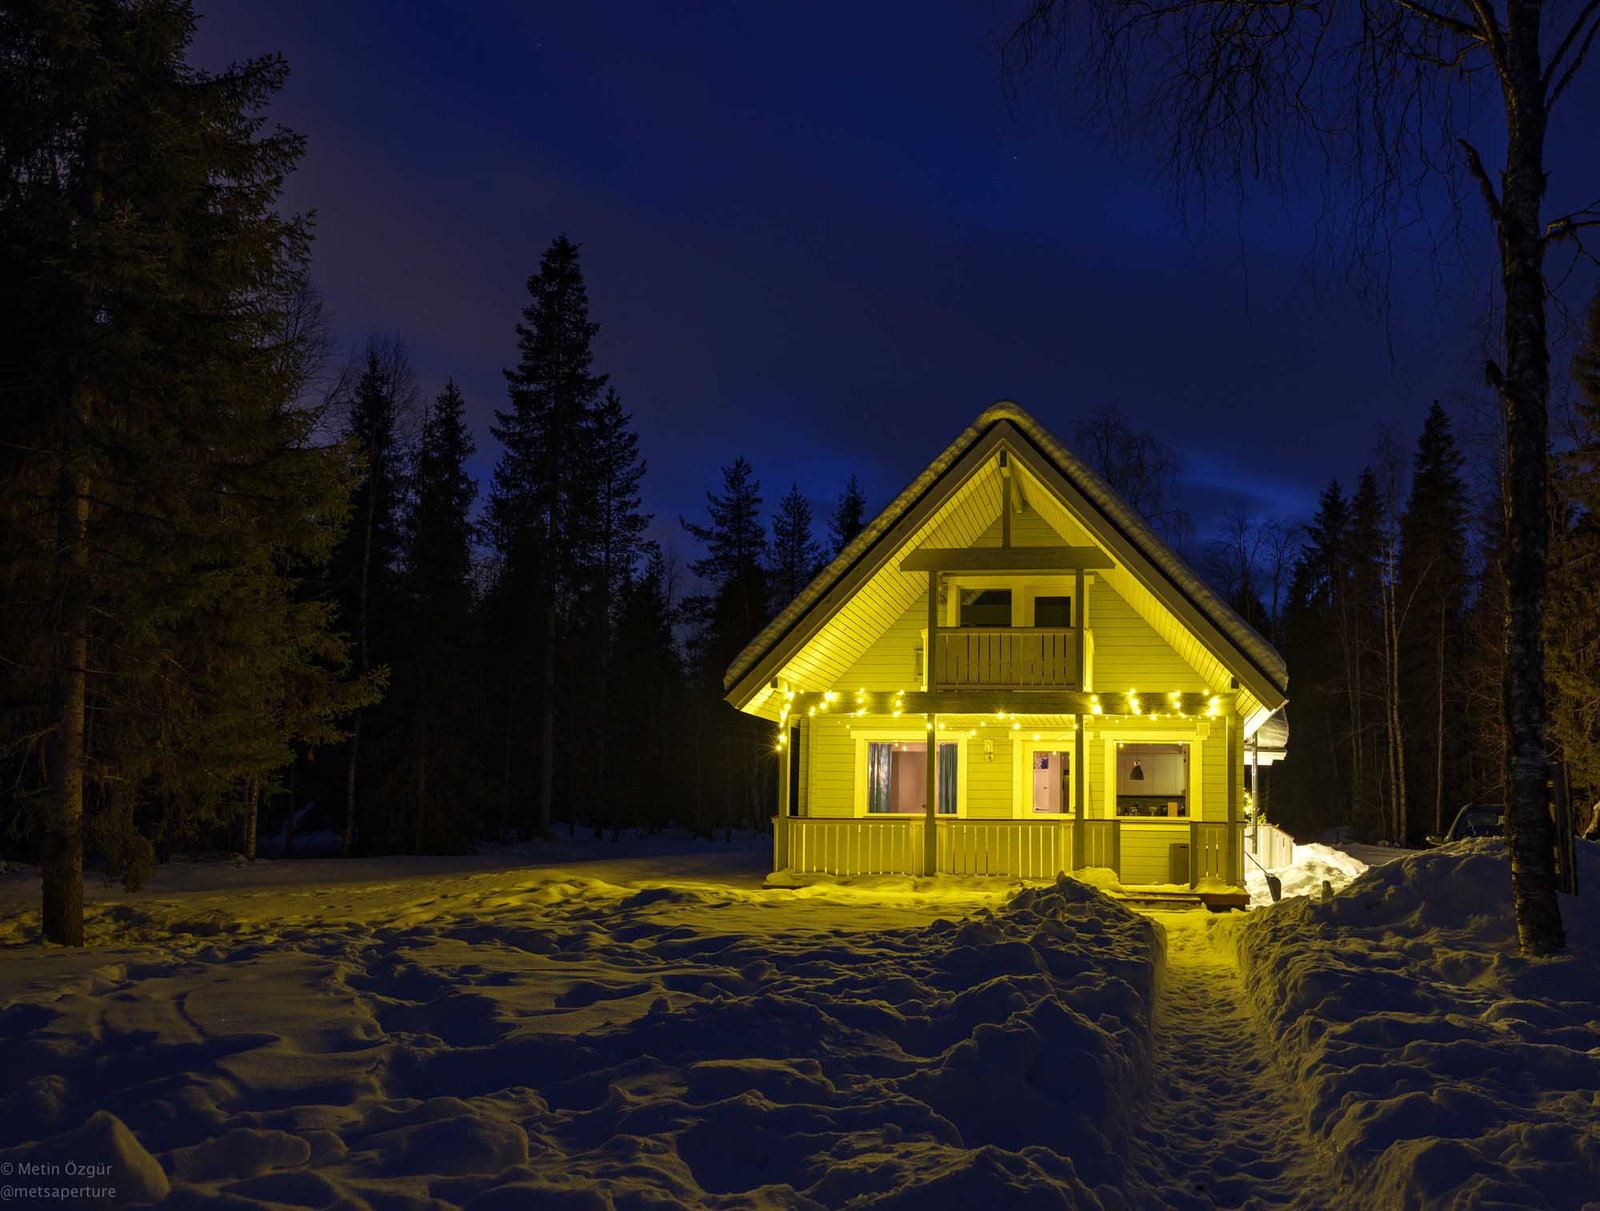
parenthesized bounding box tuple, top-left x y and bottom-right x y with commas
(829, 474, 868, 555)
(489, 235, 606, 837)
(327, 337, 415, 855)
(0, 1, 363, 942)
(1277, 481, 1350, 835)
(682, 458, 769, 832)
(576, 386, 650, 836)
(770, 484, 823, 609)
(389, 380, 479, 851)
(1346, 469, 1387, 839)
(1397, 403, 1470, 841)
(610, 545, 686, 834)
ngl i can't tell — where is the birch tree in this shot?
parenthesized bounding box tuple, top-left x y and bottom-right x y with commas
(1003, 0, 1596, 953)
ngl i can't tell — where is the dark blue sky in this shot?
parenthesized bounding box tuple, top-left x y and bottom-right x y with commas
(191, 3, 1599, 559)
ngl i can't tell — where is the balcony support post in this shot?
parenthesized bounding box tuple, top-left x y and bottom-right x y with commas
(1075, 567, 1086, 689)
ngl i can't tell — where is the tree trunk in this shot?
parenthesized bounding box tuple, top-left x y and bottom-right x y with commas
(411, 711, 427, 854)
(343, 712, 361, 857)
(244, 777, 258, 862)
(1496, 5, 1564, 954)
(1384, 575, 1406, 845)
(43, 458, 90, 947)
(1435, 600, 1446, 836)
(283, 752, 297, 859)
(539, 600, 556, 838)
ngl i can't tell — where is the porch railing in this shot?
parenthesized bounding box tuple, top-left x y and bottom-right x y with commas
(932, 627, 1077, 689)
(1245, 821, 1296, 870)
(775, 815, 1246, 887)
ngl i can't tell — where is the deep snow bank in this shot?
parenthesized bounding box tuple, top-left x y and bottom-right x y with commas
(1245, 841, 1369, 907)
(0, 855, 1160, 1209)
(1225, 838, 1600, 1210)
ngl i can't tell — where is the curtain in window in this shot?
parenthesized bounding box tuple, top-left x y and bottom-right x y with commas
(937, 743, 957, 814)
(867, 742, 892, 813)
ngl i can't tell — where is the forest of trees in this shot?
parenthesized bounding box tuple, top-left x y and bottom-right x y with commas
(4, 2, 1599, 948)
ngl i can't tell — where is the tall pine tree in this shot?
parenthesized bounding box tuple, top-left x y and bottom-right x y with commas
(327, 337, 415, 855)
(388, 380, 479, 851)
(828, 474, 868, 555)
(488, 235, 606, 837)
(574, 386, 651, 836)
(769, 484, 823, 610)
(1397, 403, 1470, 841)
(683, 458, 769, 833)
(0, 1, 363, 942)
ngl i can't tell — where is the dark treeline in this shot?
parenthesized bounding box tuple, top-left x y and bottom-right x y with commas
(1085, 387, 1600, 850)
(0, 3, 870, 946)
(1219, 338, 1600, 847)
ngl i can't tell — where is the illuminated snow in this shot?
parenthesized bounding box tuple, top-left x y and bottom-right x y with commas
(0, 832, 1593, 1208)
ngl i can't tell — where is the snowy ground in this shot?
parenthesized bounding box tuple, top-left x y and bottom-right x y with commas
(2, 833, 1594, 1209)
(0, 835, 1163, 1208)
(1224, 838, 1600, 1210)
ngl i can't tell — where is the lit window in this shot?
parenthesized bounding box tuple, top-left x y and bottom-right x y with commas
(1115, 743, 1189, 818)
(866, 742, 958, 814)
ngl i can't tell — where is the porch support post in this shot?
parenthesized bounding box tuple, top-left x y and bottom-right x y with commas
(923, 570, 940, 877)
(777, 727, 791, 818)
(924, 712, 938, 876)
(1072, 713, 1086, 871)
(1226, 708, 1242, 886)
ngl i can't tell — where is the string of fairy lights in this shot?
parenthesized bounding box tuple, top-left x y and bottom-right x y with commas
(773, 687, 1227, 752)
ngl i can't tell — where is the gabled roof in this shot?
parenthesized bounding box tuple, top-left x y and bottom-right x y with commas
(725, 401, 1288, 719)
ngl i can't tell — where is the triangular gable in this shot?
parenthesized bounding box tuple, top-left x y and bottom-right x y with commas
(725, 402, 1288, 722)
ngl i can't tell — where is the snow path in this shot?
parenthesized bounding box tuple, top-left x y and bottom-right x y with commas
(1128, 913, 1338, 1210)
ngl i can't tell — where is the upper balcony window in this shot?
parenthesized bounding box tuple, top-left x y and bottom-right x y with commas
(959, 588, 1011, 627)
(1033, 595, 1072, 627)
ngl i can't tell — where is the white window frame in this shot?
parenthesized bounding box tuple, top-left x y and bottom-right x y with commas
(1011, 732, 1078, 818)
(1099, 728, 1205, 823)
(852, 728, 969, 818)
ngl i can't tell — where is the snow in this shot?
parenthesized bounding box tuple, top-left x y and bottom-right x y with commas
(0, 834, 1164, 1208)
(2, 830, 1595, 1208)
(1223, 837, 1600, 1210)
(1246, 841, 1371, 907)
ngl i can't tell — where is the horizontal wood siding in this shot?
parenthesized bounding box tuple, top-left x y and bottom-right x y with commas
(1090, 579, 1206, 691)
(1120, 822, 1188, 883)
(837, 593, 929, 692)
(1202, 728, 1228, 822)
(966, 730, 1012, 818)
(808, 716, 855, 817)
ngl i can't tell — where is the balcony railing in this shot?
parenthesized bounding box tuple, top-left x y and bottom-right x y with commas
(932, 626, 1078, 689)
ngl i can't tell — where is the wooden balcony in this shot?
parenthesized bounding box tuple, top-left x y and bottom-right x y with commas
(931, 626, 1078, 690)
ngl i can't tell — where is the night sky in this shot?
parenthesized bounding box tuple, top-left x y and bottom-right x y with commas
(191, 3, 1600, 558)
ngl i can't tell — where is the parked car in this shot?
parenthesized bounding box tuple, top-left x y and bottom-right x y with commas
(1425, 804, 1505, 846)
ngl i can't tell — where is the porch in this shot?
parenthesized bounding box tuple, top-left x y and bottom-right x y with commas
(773, 814, 1246, 889)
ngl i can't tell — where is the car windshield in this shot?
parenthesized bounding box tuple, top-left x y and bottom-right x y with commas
(1457, 808, 1502, 837)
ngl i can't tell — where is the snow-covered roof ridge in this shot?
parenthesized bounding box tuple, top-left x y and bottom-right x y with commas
(725, 400, 1288, 702)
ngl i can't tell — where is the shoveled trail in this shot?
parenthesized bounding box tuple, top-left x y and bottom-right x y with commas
(1124, 912, 1342, 1210)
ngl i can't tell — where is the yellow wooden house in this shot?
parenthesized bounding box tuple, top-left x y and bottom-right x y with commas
(724, 402, 1289, 897)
